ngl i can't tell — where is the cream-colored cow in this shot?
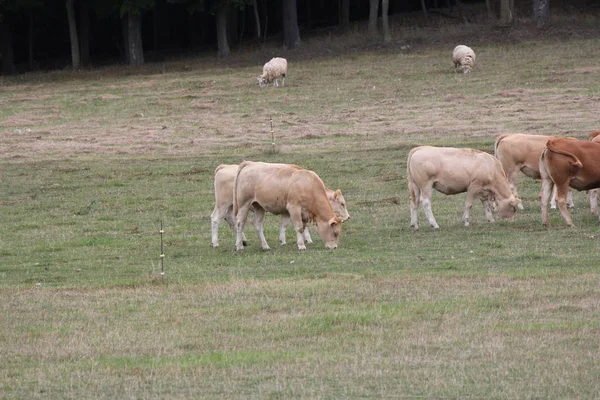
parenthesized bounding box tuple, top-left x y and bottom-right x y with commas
(408, 146, 520, 230)
(233, 161, 343, 251)
(210, 164, 349, 248)
(494, 133, 574, 209)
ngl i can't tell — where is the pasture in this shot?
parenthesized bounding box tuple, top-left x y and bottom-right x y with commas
(1, 20, 600, 398)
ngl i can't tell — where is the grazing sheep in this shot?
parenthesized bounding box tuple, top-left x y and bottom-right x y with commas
(453, 45, 476, 74)
(257, 57, 287, 88)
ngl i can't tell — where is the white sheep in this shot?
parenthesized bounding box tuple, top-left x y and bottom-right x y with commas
(452, 45, 476, 74)
(257, 57, 287, 88)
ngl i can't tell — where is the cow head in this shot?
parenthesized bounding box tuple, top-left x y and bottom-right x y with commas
(328, 189, 350, 221)
(316, 216, 342, 249)
(497, 195, 521, 221)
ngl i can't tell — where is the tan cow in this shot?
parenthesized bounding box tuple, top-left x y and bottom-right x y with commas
(408, 146, 520, 230)
(210, 164, 350, 247)
(587, 131, 600, 215)
(233, 161, 343, 250)
(540, 137, 600, 227)
(494, 133, 574, 209)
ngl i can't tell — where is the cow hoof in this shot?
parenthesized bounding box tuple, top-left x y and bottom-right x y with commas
(236, 246, 244, 251)
(306, 239, 313, 244)
(298, 246, 307, 251)
(212, 243, 219, 248)
(280, 241, 287, 246)
(262, 246, 271, 251)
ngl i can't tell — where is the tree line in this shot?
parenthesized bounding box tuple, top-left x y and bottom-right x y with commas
(0, 0, 553, 75)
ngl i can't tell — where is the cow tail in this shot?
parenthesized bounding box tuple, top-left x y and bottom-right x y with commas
(233, 161, 250, 216)
(493, 134, 509, 159)
(406, 148, 417, 204)
(546, 139, 583, 168)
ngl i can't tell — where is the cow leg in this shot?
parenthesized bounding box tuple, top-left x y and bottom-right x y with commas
(589, 189, 599, 216)
(507, 171, 524, 210)
(279, 214, 290, 245)
(540, 177, 553, 228)
(550, 186, 558, 209)
(252, 207, 271, 250)
(303, 226, 313, 244)
(409, 181, 421, 231)
(481, 199, 496, 222)
(211, 204, 240, 247)
(420, 186, 439, 230)
(567, 189, 574, 209)
(461, 190, 477, 227)
(224, 206, 247, 246)
(555, 185, 575, 228)
(235, 204, 252, 250)
(287, 206, 307, 250)
(210, 204, 226, 247)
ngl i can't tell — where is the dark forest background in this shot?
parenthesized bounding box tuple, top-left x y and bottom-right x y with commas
(0, 0, 598, 75)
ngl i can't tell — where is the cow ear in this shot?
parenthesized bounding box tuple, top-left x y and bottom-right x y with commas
(328, 217, 340, 227)
(335, 189, 342, 199)
(510, 197, 521, 207)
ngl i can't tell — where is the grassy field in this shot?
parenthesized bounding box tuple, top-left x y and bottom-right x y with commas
(1, 17, 600, 399)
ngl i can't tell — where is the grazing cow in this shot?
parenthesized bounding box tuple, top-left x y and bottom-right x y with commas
(540, 138, 600, 227)
(408, 146, 520, 230)
(494, 133, 574, 209)
(210, 164, 349, 247)
(587, 131, 600, 215)
(233, 161, 343, 250)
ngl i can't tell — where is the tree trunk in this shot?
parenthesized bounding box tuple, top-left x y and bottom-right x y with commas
(282, 0, 300, 49)
(126, 12, 144, 66)
(66, 0, 81, 70)
(499, 0, 514, 25)
(340, 0, 350, 29)
(368, 0, 379, 37)
(121, 15, 129, 64)
(227, 7, 238, 46)
(262, 0, 268, 40)
(420, 0, 428, 20)
(533, 0, 549, 27)
(216, 5, 230, 57)
(382, 0, 391, 44)
(485, 0, 494, 19)
(79, 0, 90, 67)
(153, 2, 160, 50)
(28, 10, 35, 71)
(0, 22, 16, 75)
(252, 0, 261, 38)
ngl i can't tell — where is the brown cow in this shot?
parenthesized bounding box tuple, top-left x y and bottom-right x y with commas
(539, 137, 600, 227)
(233, 161, 343, 250)
(408, 146, 520, 230)
(494, 133, 573, 209)
(587, 131, 600, 215)
(210, 164, 350, 247)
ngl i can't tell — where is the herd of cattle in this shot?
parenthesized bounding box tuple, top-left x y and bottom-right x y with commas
(211, 132, 600, 250)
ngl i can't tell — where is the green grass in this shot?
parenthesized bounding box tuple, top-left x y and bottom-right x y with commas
(1, 18, 600, 399)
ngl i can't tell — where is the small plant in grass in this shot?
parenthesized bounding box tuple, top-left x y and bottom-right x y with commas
(263, 115, 281, 155)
